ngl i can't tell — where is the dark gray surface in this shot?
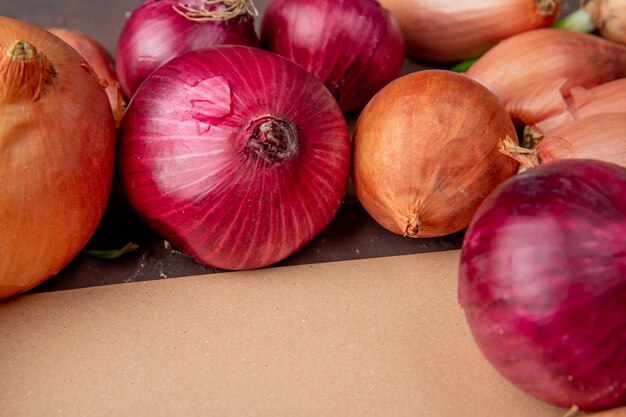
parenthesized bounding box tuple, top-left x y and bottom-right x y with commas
(0, 0, 577, 292)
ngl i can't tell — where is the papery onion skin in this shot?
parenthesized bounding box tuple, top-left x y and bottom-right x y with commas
(468, 29, 626, 105)
(377, 0, 560, 63)
(505, 77, 570, 127)
(352, 70, 518, 238)
(260, 0, 404, 113)
(0, 17, 116, 298)
(584, 0, 626, 45)
(525, 78, 626, 144)
(459, 159, 626, 410)
(503, 113, 626, 170)
(118, 46, 350, 271)
(116, 0, 259, 98)
(48, 28, 126, 127)
(507, 77, 626, 132)
(535, 113, 626, 166)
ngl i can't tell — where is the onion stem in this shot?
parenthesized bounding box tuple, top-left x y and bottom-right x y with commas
(498, 136, 540, 170)
(450, 58, 477, 73)
(552, 8, 596, 33)
(1, 41, 55, 102)
(172, 0, 258, 22)
(86, 242, 140, 260)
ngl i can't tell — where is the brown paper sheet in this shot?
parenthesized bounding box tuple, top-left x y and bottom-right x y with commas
(0, 251, 562, 416)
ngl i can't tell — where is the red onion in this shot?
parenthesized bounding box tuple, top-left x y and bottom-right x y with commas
(260, 0, 405, 113)
(118, 46, 351, 271)
(116, 0, 259, 97)
(458, 159, 626, 411)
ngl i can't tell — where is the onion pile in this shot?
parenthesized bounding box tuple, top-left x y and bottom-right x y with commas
(377, 0, 561, 63)
(0, 17, 116, 298)
(116, 0, 259, 97)
(118, 46, 351, 270)
(261, 0, 405, 113)
(48, 27, 126, 127)
(352, 70, 518, 238)
(5, 7, 626, 416)
(459, 159, 626, 411)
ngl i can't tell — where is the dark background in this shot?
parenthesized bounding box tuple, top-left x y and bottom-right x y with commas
(0, 0, 577, 292)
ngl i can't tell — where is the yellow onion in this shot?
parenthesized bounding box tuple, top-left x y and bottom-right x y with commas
(48, 28, 126, 127)
(500, 113, 626, 169)
(352, 70, 518, 238)
(468, 29, 626, 105)
(0, 17, 116, 298)
(377, 0, 560, 63)
(523, 78, 626, 147)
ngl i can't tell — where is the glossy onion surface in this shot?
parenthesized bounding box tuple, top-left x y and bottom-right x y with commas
(119, 46, 351, 270)
(459, 159, 626, 410)
(261, 0, 404, 113)
(116, 0, 259, 97)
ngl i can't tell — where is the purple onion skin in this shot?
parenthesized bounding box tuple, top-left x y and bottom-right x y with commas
(260, 0, 405, 113)
(118, 46, 351, 271)
(116, 0, 259, 98)
(458, 159, 626, 411)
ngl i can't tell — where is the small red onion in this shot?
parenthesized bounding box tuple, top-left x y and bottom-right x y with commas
(459, 159, 626, 411)
(118, 46, 351, 270)
(260, 0, 405, 113)
(116, 0, 259, 97)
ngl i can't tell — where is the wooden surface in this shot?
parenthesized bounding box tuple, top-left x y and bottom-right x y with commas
(0, 0, 577, 292)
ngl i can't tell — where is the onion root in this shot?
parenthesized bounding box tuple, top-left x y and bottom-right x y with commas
(173, 0, 258, 22)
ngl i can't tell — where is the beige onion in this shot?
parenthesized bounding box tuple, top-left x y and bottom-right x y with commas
(377, 0, 560, 62)
(353, 70, 518, 238)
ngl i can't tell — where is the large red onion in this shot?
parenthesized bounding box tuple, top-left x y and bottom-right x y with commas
(119, 46, 351, 270)
(116, 0, 259, 97)
(260, 0, 405, 113)
(459, 159, 626, 410)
